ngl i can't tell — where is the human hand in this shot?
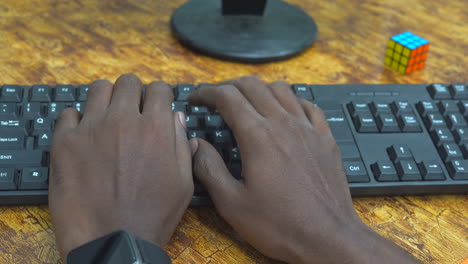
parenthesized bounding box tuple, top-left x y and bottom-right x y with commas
(49, 74, 193, 258)
(188, 76, 419, 264)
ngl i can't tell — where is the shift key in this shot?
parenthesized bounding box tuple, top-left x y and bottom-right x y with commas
(325, 110, 354, 142)
(0, 150, 43, 166)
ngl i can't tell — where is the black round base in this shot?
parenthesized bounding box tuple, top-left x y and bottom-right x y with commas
(171, 0, 318, 63)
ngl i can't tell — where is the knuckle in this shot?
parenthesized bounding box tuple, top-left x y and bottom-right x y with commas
(91, 79, 112, 88)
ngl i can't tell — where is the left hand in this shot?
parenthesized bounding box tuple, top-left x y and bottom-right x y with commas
(49, 74, 193, 258)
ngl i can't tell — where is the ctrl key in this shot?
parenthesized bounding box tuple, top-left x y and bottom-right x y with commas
(343, 161, 369, 183)
(0, 168, 16, 190)
(19, 168, 48, 190)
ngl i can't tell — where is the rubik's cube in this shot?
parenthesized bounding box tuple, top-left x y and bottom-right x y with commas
(385, 32, 430, 74)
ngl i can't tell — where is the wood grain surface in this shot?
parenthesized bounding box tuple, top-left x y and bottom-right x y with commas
(0, 0, 467, 263)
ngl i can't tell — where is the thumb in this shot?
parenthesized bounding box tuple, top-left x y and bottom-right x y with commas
(190, 138, 243, 209)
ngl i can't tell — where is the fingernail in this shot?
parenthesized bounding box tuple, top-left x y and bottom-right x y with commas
(189, 139, 199, 155)
(177, 112, 187, 130)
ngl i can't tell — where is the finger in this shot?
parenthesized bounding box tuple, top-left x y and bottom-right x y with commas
(55, 108, 81, 133)
(268, 81, 306, 117)
(299, 99, 332, 135)
(109, 74, 143, 112)
(189, 84, 262, 136)
(174, 112, 192, 183)
(190, 138, 243, 211)
(83, 79, 113, 115)
(222, 76, 283, 117)
(142, 81, 174, 116)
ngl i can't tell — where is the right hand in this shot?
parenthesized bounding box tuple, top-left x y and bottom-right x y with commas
(188, 76, 420, 264)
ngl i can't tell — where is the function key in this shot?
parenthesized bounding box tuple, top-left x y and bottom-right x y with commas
(387, 145, 413, 162)
(438, 100, 459, 114)
(395, 160, 422, 181)
(293, 84, 313, 100)
(0, 168, 16, 190)
(371, 161, 398, 182)
(376, 114, 400, 132)
(427, 84, 451, 99)
(176, 84, 195, 100)
(418, 161, 445, 181)
(0, 85, 23, 102)
(352, 113, 378, 133)
(390, 101, 412, 115)
(30, 85, 51, 102)
(54, 85, 76, 101)
(397, 113, 422, 132)
(347, 101, 369, 116)
(446, 160, 468, 180)
(370, 101, 392, 115)
(449, 84, 468, 99)
(416, 101, 438, 116)
(77, 85, 89, 101)
(342, 160, 369, 183)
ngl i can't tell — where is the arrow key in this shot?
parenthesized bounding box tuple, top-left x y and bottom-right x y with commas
(396, 160, 422, 181)
(371, 161, 398, 181)
(419, 161, 445, 181)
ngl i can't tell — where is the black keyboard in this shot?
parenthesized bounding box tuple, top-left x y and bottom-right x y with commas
(1, 83, 467, 206)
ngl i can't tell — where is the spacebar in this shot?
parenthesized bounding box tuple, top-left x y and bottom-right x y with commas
(0, 150, 44, 166)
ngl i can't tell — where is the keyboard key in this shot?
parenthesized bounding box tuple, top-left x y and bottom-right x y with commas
(293, 84, 313, 100)
(73, 102, 85, 113)
(0, 168, 16, 190)
(22, 103, 42, 119)
(77, 85, 89, 101)
(387, 145, 413, 161)
(342, 161, 369, 183)
(30, 85, 51, 102)
(54, 85, 76, 101)
(390, 101, 412, 114)
(185, 115, 200, 128)
(187, 130, 206, 140)
(32, 118, 52, 135)
(370, 102, 392, 115)
(397, 114, 422, 132)
(371, 161, 398, 182)
(229, 147, 241, 161)
(36, 132, 52, 149)
(424, 113, 446, 130)
(0, 85, 23, 102)
(438, 100, 459, 114)
(324, 110, 354, 142)
(172, 101, 187, 113)
(395, 160, 422, 181)
(445, 113, 467, 129)
(0, 132, 24, 149)
(347, 101, 369, 116)
(427, 84, 451, 99)
(338, 144, 361, 160)
(228, 162, 242, 180)
(430, 128, 454, 146)
(353, 113, 378, 133)
(376, 114, 400, 132)
(418, 161, 445, 181)
(212, 130, 231, 144)
(0, 118, 26, 133)
(453, 128, 468, 144)
(176, 85, 195, 100)
(458, 101, 468, 115)
(438, 143, 463, 162)
(47, 102, 66, 119)
(191, 106, 209, 114)
(19, 167, 48, 190)
(0, 150, 43, 166)
(0, 103, 17, 118)
(205, 115, 223, 128)
(416, 101, 438, 116)
(449, 84, 468, 99)
(446, 160, 468, 180)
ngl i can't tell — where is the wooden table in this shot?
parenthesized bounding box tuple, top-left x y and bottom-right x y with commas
(0, 0, 467, 263)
